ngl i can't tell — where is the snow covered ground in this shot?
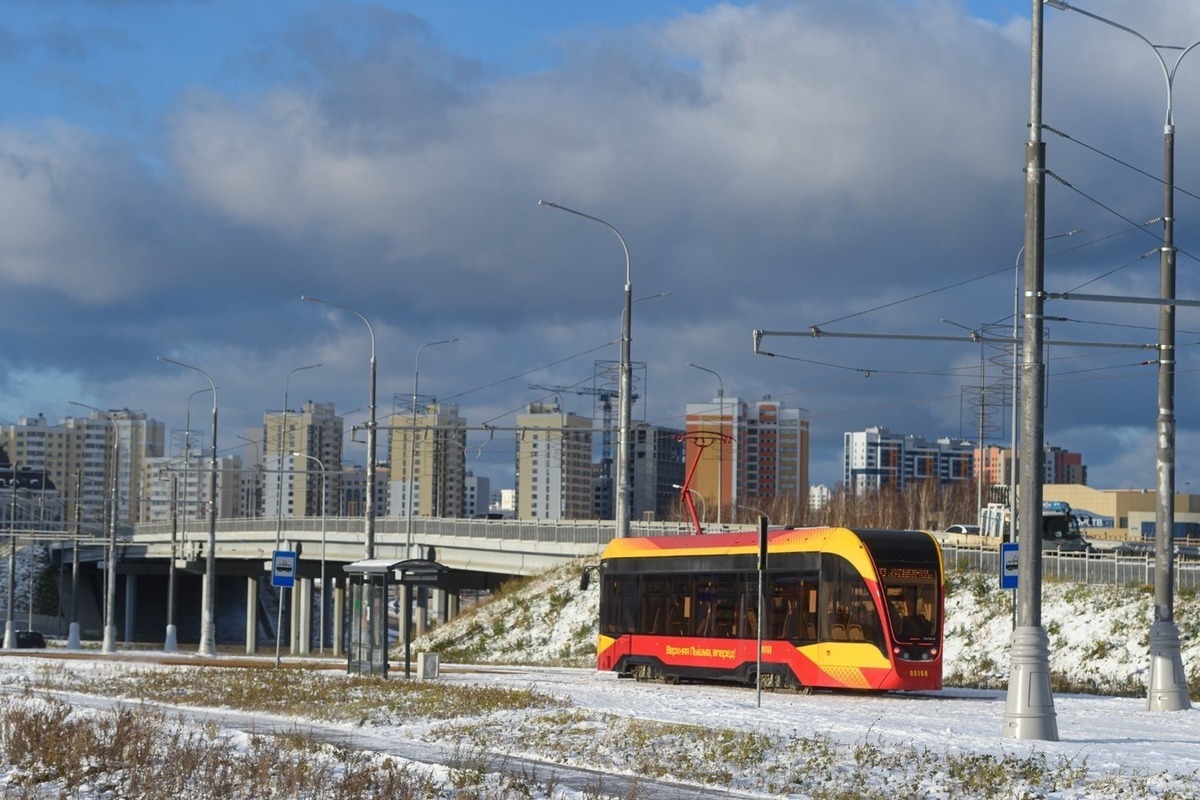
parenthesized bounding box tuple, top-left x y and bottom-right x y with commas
(0, 558, 1198, 798)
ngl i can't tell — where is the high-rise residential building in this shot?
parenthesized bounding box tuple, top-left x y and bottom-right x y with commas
(515, 402, 593, 520)
(0, 445, 61, 530)
(464, 471, 491, 518)
(262, 402, 343, 519)
(843, 426, 973, 494)
(626, 421, 686, 521)
(2, 410, 164, 528)
(975, 444, 1013, 489)
(388, 402, 467, 518)
(685, 397, 809, 520)
(1044, 445, 1086, 485)
(973, 443, 1086, 499)
(339, 463, 390, 519)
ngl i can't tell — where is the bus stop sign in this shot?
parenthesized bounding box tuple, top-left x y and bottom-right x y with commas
(999, 542, 1019, 590)
(272, 550, 297, 588)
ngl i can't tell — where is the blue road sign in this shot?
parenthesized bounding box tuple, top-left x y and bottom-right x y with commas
(1000, 542, 1018, 590)
(272, 550, 297, 588)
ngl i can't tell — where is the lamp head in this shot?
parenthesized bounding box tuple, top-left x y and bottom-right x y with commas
(1044, 0, 1070, 10)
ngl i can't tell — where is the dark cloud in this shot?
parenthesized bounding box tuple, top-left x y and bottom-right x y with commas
(3, 0, 1200, 492)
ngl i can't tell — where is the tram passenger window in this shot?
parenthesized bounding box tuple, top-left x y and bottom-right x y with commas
(712, 575, 737, 637)
(820, 554, 881, 645)
(695, 579, 717, 637)
(603, 574, 639, 634)
(642, 577, 666, 634)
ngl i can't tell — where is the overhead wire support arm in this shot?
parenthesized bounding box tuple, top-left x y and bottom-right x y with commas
(753, 327, 1153, 352)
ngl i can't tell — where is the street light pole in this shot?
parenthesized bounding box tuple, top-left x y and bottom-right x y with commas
(293, 452, 328, 653)
(276, 364, 321, 546)
(157, 357, 219, 658)
(688, 363, 724, 525)
(406, 338, 458, 559)
(539, 200, 633, 537)
(1009, 230, 1081, 539)
(1003, 0, 1058, 741)
(1045, 0, 1196, 714)
(68, 401, 121, 654)
(302, 296, 377, 559)
(4, 472, 17, 650)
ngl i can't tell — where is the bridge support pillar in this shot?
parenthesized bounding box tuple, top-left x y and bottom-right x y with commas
(124, 575, 137, 643)
(416, 587, 428, 636)
(245, 577, 258, 655)
(439, 588, 459, 623)
(298, 577, 312, 655)
(398, 584, 412, 649)
(332, 577, 343, 657)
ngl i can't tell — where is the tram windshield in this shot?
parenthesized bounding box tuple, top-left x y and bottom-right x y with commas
(858, 531, 942, 642)
(879, 566, 938, 641)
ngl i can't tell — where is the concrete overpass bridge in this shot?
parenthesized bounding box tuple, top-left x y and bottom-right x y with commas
(50, 516, 703, 655)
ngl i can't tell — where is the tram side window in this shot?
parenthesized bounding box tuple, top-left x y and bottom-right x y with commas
(642, 576, 667, 635)
(601, 575, 641, 635)
(768, 575, 817, 642)
(666, 576, 690, 635)
(693, 573, 737, 637)
(819, 554, 883, 646)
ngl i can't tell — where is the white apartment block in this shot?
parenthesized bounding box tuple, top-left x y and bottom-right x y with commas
(844, 426, 974, 494)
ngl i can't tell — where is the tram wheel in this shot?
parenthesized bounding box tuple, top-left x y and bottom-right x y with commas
(663, 673, 680, 685)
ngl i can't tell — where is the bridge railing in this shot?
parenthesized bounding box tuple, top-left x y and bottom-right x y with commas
(129, 516, 706, 550)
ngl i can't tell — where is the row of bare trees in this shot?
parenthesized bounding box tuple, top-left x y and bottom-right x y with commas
(670, 481, 980, 532)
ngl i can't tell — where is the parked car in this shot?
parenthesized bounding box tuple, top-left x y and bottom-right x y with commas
(14, 630, 46, 649)
(944, 524, 980, 535)
(1111, 541, 1153, 557)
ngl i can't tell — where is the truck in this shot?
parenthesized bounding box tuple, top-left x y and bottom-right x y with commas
(976, 500, 1092, 552)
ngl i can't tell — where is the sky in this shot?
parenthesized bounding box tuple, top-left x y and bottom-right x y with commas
(3, 0, 1200, 495)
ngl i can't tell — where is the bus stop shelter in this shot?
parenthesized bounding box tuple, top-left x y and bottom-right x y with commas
(344, 558, 446, 677)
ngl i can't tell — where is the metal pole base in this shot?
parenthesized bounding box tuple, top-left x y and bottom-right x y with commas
(1002, 625, 1059, 740)
(2, 620, 15, 650)
(198, 624, 216, 658)
(164, 624, 178, 654)
(1147, 619, 1191, 711)
(67, 622, 81, 651)
(102, 624, 117, 654)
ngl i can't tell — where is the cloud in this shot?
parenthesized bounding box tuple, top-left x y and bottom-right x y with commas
(3, 0, 1199, 494)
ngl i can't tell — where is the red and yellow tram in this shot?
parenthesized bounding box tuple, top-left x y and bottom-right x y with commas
(595, 526, 944, 692)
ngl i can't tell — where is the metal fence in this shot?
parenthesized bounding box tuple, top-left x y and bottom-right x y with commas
(943, 544, 1200, 590)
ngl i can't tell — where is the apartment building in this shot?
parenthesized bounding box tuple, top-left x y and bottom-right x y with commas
(388, 402, 467, 518)
(515, 402, 593, 520)
(262, 402, 343, 519)
(844, 426, 973, 493)
(685, 397, 809, 520)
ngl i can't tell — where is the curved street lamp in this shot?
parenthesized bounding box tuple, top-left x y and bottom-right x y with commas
(1045, 0, 1197, 713)
(157, 357, 219, 658)
(539, 200, 633, 537)
(406, 338, 458, 559)
(302, 296, 377, 559)
(67, 401, 120, 654)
